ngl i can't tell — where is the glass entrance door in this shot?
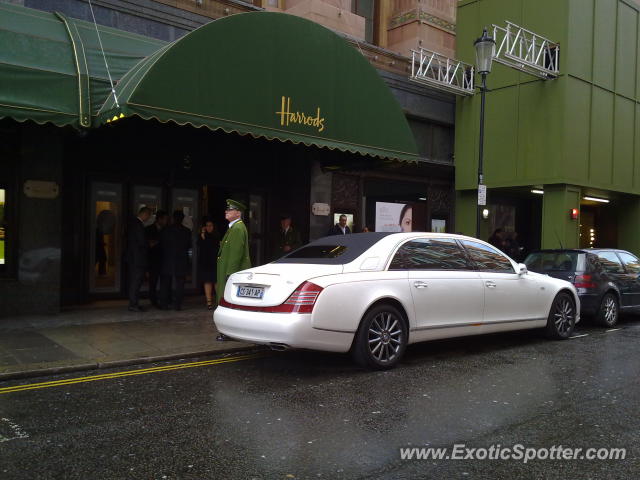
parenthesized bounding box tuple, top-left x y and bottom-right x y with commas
(89, 182, 123, 293)
(170, 188, 198, 289)
(132, 185, 163, 226)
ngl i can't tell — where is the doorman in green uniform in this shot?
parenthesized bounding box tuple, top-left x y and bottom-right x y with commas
(216, 199, 251, 340)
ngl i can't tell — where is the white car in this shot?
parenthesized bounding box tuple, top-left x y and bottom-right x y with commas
(214, 233, 580, 369)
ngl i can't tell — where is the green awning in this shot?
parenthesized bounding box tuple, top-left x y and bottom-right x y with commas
(97, 12, 419, 162)
(0, 3, 165, 128)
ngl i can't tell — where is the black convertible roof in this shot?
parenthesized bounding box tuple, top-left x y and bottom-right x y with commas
(274, 232, 394, 265)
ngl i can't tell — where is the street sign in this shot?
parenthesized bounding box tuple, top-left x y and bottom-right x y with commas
(478, 184, 487, 206)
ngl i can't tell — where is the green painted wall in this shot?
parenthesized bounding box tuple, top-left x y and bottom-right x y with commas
(455, 0, 640, 194)
(541, 185, 581, 249)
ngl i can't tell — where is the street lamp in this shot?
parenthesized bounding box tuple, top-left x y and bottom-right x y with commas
(474, 28, 495, 238)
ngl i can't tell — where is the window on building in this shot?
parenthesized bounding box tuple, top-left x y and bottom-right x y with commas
(0, 187, 6, 272)
(352, 1, 376, 44)
(389, 238, 471, 270)
(408, 119, 454, 163)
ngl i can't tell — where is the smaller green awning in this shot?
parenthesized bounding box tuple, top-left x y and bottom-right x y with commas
(97, 12, 419, 162)
(0, 3, 165, 128)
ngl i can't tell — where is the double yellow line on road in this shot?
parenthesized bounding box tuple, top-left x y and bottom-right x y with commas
(0, 353, 263, 395)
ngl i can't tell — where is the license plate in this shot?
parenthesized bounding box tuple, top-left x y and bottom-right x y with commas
(237, 285, 265, 299)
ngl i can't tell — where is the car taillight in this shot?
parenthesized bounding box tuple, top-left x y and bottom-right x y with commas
(574, 274, 595, 288)
(219, 281, 323, 314)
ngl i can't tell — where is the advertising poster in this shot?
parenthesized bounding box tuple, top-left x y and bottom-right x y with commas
(375, 202, 413, 232)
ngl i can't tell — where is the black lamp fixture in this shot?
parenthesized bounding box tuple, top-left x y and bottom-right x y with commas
(473, 28, 496, 238)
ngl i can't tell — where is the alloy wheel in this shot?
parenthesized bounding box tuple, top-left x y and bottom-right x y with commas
(368, 311, 403, 364)
(553, 296, 575, 336)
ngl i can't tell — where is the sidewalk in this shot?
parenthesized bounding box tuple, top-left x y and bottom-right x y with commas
(0, 297, 256, 381)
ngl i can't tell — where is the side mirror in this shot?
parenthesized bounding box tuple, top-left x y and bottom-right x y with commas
(518, 263, 528, 276)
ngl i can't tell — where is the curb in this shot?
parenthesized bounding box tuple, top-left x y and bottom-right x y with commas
(0, 344, 262, 382)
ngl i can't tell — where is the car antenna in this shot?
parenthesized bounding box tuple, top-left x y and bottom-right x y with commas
(554, 229, 564, 249)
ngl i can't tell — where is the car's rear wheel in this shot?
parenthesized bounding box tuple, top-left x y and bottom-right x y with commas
(352, 304, 407, 370)
(545, 292, 576, 339)
(596, 292, 619, 327)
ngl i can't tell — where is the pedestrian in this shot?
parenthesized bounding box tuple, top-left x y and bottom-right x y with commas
(125, 206, 152, 312)
(159, 210, 192, 311)
(145, 210, 168, 308)
(361, 226, 371, 233)
(215, 199, 251, 341)
(271, 213, 302, 260)
(505, 231, 523, 262)
(328, 214, 351, 235)
(488, 228, 507, 253)
(198, 217, 220, 310)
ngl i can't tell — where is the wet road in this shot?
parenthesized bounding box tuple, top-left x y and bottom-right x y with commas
(1, 319, 639, 479)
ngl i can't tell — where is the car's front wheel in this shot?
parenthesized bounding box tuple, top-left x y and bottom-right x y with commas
(545, 292, 576, 339)
(352, 304, 408, 370)
(596, 292, 619, 327)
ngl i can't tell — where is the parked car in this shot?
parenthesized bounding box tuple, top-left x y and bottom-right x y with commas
(524, 248, 640, 327)
(214, 233, 579, 369)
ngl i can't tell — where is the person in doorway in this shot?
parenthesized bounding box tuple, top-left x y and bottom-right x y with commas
(328, 214, 351, 235)
(198, 217, 220, 310)
(399, 204, 413, 233)
(145, 210, 168, 308)
(215, 199, 251, 341)
(361, 226, 371, 233)
(488, 228, 507, 253)
(159, 210, 192, 311)
(271, 213, 302, 260)
(505, 231, 523, 262)
(126, 207, 152, 312)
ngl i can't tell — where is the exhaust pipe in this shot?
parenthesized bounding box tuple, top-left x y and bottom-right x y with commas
(269, 343, 290, 352)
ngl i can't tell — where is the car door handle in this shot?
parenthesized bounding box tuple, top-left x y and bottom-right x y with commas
(485, 281, 497, 289)
(413, 281, 428, 289)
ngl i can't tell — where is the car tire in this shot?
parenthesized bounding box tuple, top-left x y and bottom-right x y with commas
(352, 304, 408, 370)
(545, 292, 576, 339)
(596, 292, 619, 327)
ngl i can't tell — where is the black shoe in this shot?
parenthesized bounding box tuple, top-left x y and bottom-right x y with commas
(128, 305, 146, 312)
(216, 333, 229, 342)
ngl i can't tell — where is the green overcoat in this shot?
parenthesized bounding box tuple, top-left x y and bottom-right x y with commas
(216, 220, 251, 303)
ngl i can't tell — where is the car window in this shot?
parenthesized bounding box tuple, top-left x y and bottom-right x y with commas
(461, 240, 514, 273)
(524, 251, 577, 272)
(617, 252, 640, 274)
(596, 251, 625, 274)
(388, 238, 472, 270)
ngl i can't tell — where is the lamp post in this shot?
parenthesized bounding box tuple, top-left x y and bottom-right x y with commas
(474, 28, 495, 239)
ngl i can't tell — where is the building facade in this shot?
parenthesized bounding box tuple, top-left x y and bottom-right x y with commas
(0, 0, 458, 315)
(455, 0, 640, 259)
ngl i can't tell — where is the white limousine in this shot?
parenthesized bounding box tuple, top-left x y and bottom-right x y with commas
(214, 233, 580, 369)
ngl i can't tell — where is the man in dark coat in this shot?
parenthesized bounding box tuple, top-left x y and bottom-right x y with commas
(159, 210, 192, 311)
(126, 207, 152, 312)
(271, 213, 302, 260)
(145, 210, 168, 307)
(328, 214, 351, 235)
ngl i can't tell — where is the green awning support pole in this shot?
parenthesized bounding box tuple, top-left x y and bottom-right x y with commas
(55, 12, 92, 128)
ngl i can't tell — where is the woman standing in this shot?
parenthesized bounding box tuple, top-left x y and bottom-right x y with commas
(197, 217, 220, 310)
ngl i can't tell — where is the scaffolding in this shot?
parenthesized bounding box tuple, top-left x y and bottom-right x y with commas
(409, 48, 475, 96)
(492, 21, 560, 79)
